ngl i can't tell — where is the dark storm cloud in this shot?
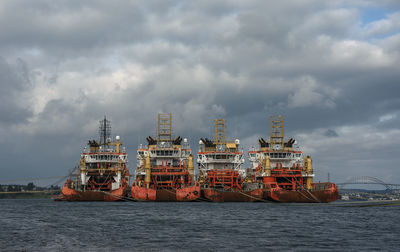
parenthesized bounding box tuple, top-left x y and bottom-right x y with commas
(0, 1, 146, 50)
(0, 0, 400, 184)
(0, 57, 33, 125)
(324, 129, 339, 138)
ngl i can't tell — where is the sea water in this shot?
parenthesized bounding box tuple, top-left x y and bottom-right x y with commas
(0, 199, 399, 251)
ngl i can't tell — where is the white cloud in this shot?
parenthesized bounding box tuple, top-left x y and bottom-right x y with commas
(379, 113, 397, 122)
(287, 76, 336, 109)
(364, 12, 400, 37)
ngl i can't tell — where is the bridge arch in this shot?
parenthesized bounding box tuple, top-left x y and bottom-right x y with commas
(338, 176, 392, 191)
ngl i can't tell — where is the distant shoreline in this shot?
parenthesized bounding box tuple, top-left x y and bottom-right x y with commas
(0, 190, 60, 199)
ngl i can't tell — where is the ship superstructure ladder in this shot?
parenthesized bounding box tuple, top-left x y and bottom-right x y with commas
(270, 115, 284, 150)
(158, 113, 172, 142)
(215, 119, 226, 151)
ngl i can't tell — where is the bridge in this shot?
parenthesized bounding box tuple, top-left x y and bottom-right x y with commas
(337, 176, 400, 192)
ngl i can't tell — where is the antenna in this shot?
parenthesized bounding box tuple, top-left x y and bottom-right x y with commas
(99, 116, 111, 144)
(158, 113, 172, 142)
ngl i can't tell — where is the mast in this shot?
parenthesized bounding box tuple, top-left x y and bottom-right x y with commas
(158, 113, 172, 142)
(215, 119, 226, 150)
(270, 115, 284, 150)
(99, 116, 111, 145)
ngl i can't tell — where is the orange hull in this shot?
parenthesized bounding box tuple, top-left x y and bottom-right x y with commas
(61, 183, 128, 202)
(131, 183, 157, 201)
(202, 188, 264, 202)
(176, 183, 201, 201)
(131, 183, 200, 202)
(266, 185, 339, 203)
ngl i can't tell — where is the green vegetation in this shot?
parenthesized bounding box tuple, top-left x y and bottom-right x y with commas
(0, 182, 61, 199)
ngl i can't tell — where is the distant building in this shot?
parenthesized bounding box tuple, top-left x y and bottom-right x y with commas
(341, 195, 349, 201)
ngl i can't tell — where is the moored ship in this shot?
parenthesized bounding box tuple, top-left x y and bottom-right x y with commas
(131, 113, 200, 202)
(198, 119, 264, 202)
(60, 117, 130, 201)
(248, 115, 339, 203)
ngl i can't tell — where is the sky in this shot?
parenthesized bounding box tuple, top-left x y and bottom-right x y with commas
(0, 0, 399, 186)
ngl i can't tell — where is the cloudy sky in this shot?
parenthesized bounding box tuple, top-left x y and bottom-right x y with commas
(1, 0, 399, 186)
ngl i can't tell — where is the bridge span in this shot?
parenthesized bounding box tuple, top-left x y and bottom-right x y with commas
(337, 176, 400, 192)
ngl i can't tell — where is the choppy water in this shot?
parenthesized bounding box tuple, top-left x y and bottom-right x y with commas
(0, 199, 399, 251)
